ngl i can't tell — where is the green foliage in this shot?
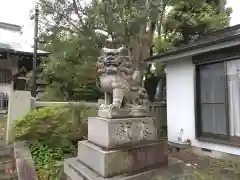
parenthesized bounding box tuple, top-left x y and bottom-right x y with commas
(152, 1, 232, 53)
(15, 105, 97, 146)
(38, 0, 232, 101)
(153, 36, 173, 53)
(30, 141, 65, 179)
(41, 35, 104, 101)
(164, 1, 232, 46)
(14, 105, 97, 179)
(39, 86, 65, 101)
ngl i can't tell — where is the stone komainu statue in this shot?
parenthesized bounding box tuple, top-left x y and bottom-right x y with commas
(96, 47, 149, 118)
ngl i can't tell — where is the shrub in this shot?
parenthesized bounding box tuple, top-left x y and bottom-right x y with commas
(15, 104, 96, 146)
(14, 104, 97, 179)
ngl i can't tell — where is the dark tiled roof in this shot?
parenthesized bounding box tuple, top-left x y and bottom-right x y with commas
(146, 24, 240, 62)
(0, 42, 15, 52)
(0, 41, 50, 56)
(0, 22, 22, 32)
(0, 21, 50, 56)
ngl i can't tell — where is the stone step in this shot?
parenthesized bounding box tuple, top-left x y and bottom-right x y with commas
(0, 158, 17, 180)
(0, 172, 18, 180)
(0, 155, 15, 172)
(0, 141, 7, 147)
(0, 146, 13, 157)
(0, 130, 16, 180)
(0, 141, 17, 180)
(64, 157, 185, 180)
(0, 140, 12, 150)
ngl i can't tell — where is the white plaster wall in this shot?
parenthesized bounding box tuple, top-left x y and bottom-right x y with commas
(0, 84, 11, 95)
(0, 28, 22, 46)
(166, 57, 240, 156)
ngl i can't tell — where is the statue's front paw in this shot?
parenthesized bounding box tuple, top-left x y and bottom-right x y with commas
(99, 104, 107, 109)
(108, 104, 118, 110)
(124, 104, 132, 109)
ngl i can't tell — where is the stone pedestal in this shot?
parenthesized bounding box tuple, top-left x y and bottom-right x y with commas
(64, 116, 168, 179)
(88, 117, 159, 149)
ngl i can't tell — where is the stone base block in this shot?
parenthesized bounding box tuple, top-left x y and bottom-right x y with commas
(64, 157, 184, 180)
(88, 117, 158, 149)
(98, 108, 130, 119)
(77, 141, 168, 178)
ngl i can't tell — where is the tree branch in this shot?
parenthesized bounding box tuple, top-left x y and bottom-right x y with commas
(42, 0, 81, 32)
(72, 0, 84, 25)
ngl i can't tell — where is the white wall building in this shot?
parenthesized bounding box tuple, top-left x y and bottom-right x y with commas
(0, 22, 49, 110)
(147, 25, 240, 157)
(0, 22, 21, 109)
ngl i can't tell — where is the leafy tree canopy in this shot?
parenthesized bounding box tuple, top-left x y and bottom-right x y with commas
(37, 0, 232, 101)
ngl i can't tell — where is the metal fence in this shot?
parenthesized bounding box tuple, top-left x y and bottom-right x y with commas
(0, 69, 11, 110)
(0, 92, 9, 109)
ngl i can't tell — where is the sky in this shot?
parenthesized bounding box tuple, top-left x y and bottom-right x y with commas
(0, 0, 239, 46)
(0, 0, 36, 46)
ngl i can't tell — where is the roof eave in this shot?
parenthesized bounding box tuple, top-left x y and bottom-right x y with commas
(0, 48, 14, 53)
(0, 49, 51, 57)
(14, 51, 51, 57)
(146, 34, 240, 64)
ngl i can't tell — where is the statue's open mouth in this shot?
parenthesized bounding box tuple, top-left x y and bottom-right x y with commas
(104, 59, 121, 67)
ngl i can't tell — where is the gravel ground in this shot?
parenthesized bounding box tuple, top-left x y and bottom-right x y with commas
(170, 149, 240, 180)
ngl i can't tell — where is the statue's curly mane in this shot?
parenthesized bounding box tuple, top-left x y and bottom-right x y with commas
(96, 47, 132, 76)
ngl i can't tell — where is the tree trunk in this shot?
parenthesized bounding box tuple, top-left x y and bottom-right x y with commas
(219, 0, 225, 15)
